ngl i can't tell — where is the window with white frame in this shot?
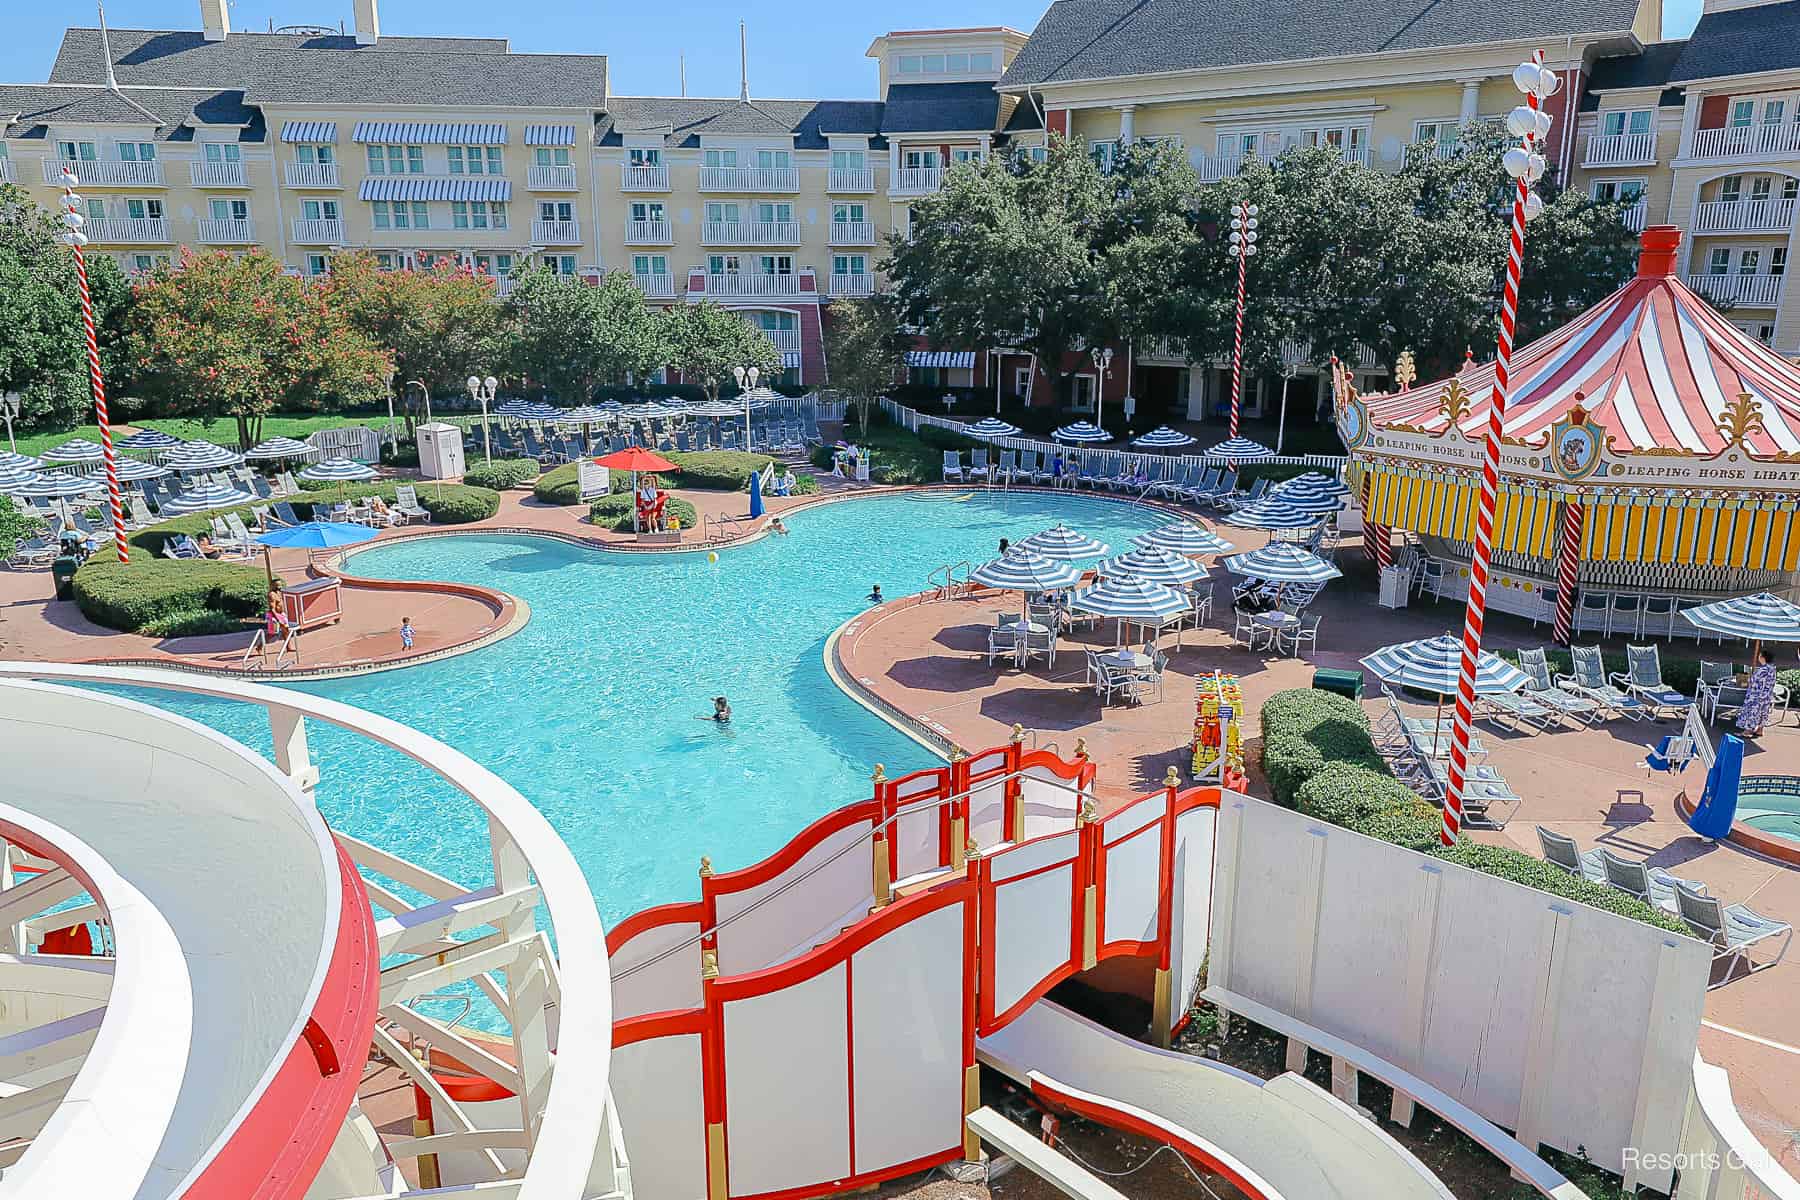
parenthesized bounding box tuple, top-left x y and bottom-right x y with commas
(705, 201, 741, 223)
(952, 147, 981, 162)
(755, 311, 796, 331)
(371, 200, 427, 229)
(295, 143, 334, 165)
(534, 147, 571, 166)
(708, 253, 742, 274)
(545, 254, 577, 275)
(631, 201, 666, 222)
(366, 144, 424, 175)
(1721, 174, 1743, 202)
(831, 149, 865, 170)
(895, 51, 995, 75)
(470, 252, 514, 276)
(903, 148, 939, 169)
(1707, 247, 1731, 274)
(756, 202, 793, 222)
(1090, 140, 1117, 172)
(306, 253, 329, 276)
(629, 147, 662, 166)
(209, 198, 249, 221)
(203, 142, 241, 163)
(57, 140, 97, 162)
(302, 198, 339, 221)
(448, 145, 503, 175)
(130, 254, 163, 274)
(704, 148, 738, 167)
(1414, 120, 1457, 149)
(538, 200, 574, 222)
(375, 252, 400, 270)
(452, 200, 497, 229)
(1773, 247, 1788, 276)
(1591, 179, 1645, 202)
(633, 253, 668, 276)
(124, 197, 163, 220)
(832, 253, 867, 275)
(1013, 367, 1032, 396)
(1738, 248, 1762, 275)
(756, 149, 791, 169)
(832, 202, 865, 223)
(83, 197, 105, 220)
(117, 141, 156, 162)
(1601, 109, 1653, 137)
(757, 255, 793, 276)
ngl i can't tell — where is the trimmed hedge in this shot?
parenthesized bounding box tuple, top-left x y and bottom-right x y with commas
(1261, 687, 1693, 939)
(588, 493, 698, 533)
(72, 557, 271, 632)
(128, 483, 500, 555)
(666, 451, 774, 490)
(533, 462, 583, 506)
(139, 607, 252, 638)
(463, 459, 540, 491)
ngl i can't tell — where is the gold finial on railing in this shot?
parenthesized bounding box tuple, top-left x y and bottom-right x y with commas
(1077, 797, 1099, 825)
(949, 746, 968, 762)
(698, 856, 713, 877)
(1010, 723, 1027, 745)
(1074, 737, 1090, 761)
(964, 836, 981, 860)
(700, 949, 719, 980)
(871, 763, 886, 784)
(1164, 765, 1182, 789)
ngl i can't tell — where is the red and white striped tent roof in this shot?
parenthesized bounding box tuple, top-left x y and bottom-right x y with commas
(1362, 227, 1800, 457)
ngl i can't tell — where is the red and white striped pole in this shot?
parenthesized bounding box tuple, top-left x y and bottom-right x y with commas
(1227, 200, 1258, 439)
(1442, 50, 1555, 846)
(1551, 496, 1584, 646)
(59, 168, 128, 564)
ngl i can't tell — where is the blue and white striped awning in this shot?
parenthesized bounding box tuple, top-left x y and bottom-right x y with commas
(907, 351, 975, 369)
(353, 122, 507, 145)
(781, 351, 802, 369)
(1362, 635, 1529, 697)
(969, 549, 1083, 593)
(298, 457, 379, 483)
(1019, 523, 1108, 562)
(1681, 593, 1800, 644)
(281, 121, 338, 143)
(1070, 576, 1190, 623)
(525, 125, 577, 146)
(360, 177, 512, 202)
(1223, 542, 1342, 584)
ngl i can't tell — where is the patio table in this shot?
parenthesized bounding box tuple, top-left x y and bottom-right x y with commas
(1099, 650, 1153, 672)
(999, 620, 1050, 668)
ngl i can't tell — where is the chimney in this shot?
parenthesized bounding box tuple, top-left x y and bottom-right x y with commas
(199, 0, 229, 41)
(354, 0, 380, 45)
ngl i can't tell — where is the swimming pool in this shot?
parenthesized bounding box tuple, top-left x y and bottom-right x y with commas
(130, 492, 1163, 926)
(1738, 775, 1800, 844)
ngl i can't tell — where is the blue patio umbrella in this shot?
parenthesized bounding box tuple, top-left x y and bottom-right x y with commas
(1133, 523, 1235, 557)
(1680, 593, 1800, 648)
(965, 417, 1020, 440)
(118, 429, 181, 451)
(40, 438, 107, 464)
(1224, 495, 1327, 529)
(112, 457, 170, 482)
(18, 472, 103, 498)
(1098, 546, 1207, 586)
(1052, 422, 1111, 444)
(970, 548, 1083, 593)
(1223, 542, 1342, 584)
(1204, 436, 1275, 461)
(1133, 426, 1197, 449)
(0, 464, 42, 493)
(0, 451, 43, 472)
(299, 457, 379, 483)
(1019, 523, 1108, 562)
(749, 465, 764, 518)
(1273, 471, 1350, 498)
(1361, 634, 1529, 697)
(256, 521, 380, 550)
(160, 480, 254, 513)
(1070, 575, 1192, 646)
(244, 436, 315, 461)
(163, 440, 245, 471)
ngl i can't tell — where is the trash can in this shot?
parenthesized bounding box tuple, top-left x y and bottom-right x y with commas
(52, 556, 79, 601)
(1312, 667, 1365, 701)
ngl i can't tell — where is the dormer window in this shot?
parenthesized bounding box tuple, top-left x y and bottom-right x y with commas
(896, 51, 996, 76)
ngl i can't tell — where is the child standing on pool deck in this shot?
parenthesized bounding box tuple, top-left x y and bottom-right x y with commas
(400, 616, 414, 651)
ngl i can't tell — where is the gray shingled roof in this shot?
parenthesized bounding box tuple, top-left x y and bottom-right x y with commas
(0, 83, 261, 141)
(50, 28, 511, 87)
(598, 97, 888, 150)
(1000, 0, 1645, 88)
(1669, 2, 1800, 84)
(239, 47, 606, 107)
(880, 82, 1001, 134)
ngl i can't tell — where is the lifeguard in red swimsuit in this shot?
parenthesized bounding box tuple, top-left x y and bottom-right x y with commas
(636, 474, 668, 531)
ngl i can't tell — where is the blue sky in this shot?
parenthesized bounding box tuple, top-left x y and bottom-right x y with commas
(3, 0, 1705, 96)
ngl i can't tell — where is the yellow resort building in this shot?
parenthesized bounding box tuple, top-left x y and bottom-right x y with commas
(1, 0, 1792, 394)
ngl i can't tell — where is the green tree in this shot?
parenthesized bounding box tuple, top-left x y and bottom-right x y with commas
(127, 248, 390, 446)
(0, 184, 134, 432)
(663, 301, 782, 403)
(823, 294, 910, 435)
(501, 267, 667, 402)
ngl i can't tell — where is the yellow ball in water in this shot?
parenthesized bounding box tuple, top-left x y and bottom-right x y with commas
(707, 552, 719, 564)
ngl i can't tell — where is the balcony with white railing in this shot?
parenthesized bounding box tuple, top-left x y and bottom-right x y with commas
(291, 217, 345, 244)
(494, 273, 520, 298)
(701, 219, 802, 246)
(620, 163, 670, 190)
(1581, 131, 1657, 167)
(1622, 200, 1648, 232)
(83, 216, 170, 244)
(532, 219, 582, 245)
(635, 271, 676, 299)
(1194, 153, 1247, 184)
(189, 160, 248, 187)
(1694, 197, 1798, 234)
(625, 219, 673, 245)
(828, 220, 876, 246)
(44, 158, 164, 187)
(829, 167, 876, 192)
(697, 272, 802, 297)
(0, 157, 13, 184)
(761, 327, 802, 352)
(1689, 122, 1800, 161)
(829, 272, 876, 298)
(890, 166, 944, 196)
(196, 217, 256, 244)
(1687, 272, 1785, 308)
(699, 165, 800, 192)
(528, 163, 579, 191)
(284, 161, 340, 189)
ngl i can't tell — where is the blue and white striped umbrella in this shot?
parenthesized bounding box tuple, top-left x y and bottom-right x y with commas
(19, 471, 105, 498)
(964, 417, 1020, 440)
(0, 464, 42, 493)
(1098, 546, 1207, 586)
(298, 457, 379, 483)
(969, 548, 1084, 593)
(118, 429, 181, 451)
(515, 402, 566, 421)
(1070, 575, 1191, 623)
(1052, 422, 1111, 444)
(160, 480, 255, 514)
(0, 451, 43, 472)
(496, 398, 535, 416)
(598, 399, 626, 411)
(1361, 634, 1529, 697)
(1681, 593, 1800, 644)
(1203, 436, 1275, 461)
(112, 457, 169, 481)
(557, 406, 609, 425)
(39, 439, 106, 463)
(1225, 495, 1327, 529)
(1019, 523, 1109, 561)
(1223, 542, 1342, 583)
(1269, 478, 1348, 511)
(1133, 522, 1235, 557)
(1133, 426, 1197, 449)
(163, 441, 245, 471)
(1272, 471, 1349, 498)
(243, 436, 315, 460)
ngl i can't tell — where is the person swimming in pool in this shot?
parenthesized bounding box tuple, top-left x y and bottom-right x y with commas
(712, 696, 732, 722)
(867, 584, 884, 603)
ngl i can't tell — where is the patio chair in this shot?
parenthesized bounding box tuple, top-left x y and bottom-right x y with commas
(1516, 648, 1600, 726)
(1559, 645, 1648, 720)
(1599, 849, 1707, 915)
(1639, 594, 1679, 640)
(393, 485, 430, 524)
(1674, 882, 1793, 987)
(1610, 644, 1692, 719)
(1178, 467, 1218, 504)
(1216, 477, 1269, 512)
(970, 449, 990, 482)
(1478, 689, 1553, 732)
(1232, 609, 1270, 653)
(1695, 661, 1735, 720)
(987, 625, 1021, 667)
(997, 451, 1019, 485)
(1191, 583, 1215, 627)
(1278, 613, 1321, 658)
(224, 512, 256, 547)
(1450, 778, 1521, 829)
(1199, 470, 1240, 507)
(1133, 647, 1169, 702)
(161, 536, 199, 560)
(1073, 456, 1106, 490)
(6, 534, 55, 568)
(1537, 827, 1606, 882)
(127, 494, 155, 530)
(278, 470, 302, 496)
(1022, 626, 1057, 669)
(942, 451, 965, 482)
(1575, 590, 1611, 634)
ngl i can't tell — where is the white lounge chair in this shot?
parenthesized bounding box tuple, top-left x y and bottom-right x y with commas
(1674, 882, 1793, 987)
(393, 485, 430, 524)
(1598, 849, 1708, 915)
(1559, 646, 1648, 720)
(942, 451, 965, 482)
(1517, 648, 1600, 726)
(1611, 644, 1692, 719)
(1537, 827, 1605, 883)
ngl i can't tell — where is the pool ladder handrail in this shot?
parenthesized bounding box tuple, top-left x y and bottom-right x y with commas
(927, 560, 971, 602)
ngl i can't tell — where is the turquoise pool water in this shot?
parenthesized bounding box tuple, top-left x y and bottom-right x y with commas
(130, 492, 1162, 925)
(1739, 775, 1800, 844)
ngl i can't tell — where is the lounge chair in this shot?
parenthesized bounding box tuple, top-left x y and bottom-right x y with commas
(272, 501, 304, 527)
(1674, 882, 1793, 986)
(970, 449, 990, 482)
(942, 451, 965, 482)
(1611, 644, 1692, 719)
(1598, 849, 1708, 915)
(1478, 689, 1553, 732)
(996, 451, 1019, 485)
(393, 485, 430, 524)
(1516, 648, 1600, 726)
(278, 470, 302, 495)
(6, 535, 55, 568)
(1559, 646, 1648, 720)
(1539, 826, 1605, 882)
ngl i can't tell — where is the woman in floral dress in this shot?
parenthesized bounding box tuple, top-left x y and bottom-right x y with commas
(1737, 648, 1778, 738)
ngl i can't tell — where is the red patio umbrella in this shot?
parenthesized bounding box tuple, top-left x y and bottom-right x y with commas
(595, 448, 680, 532)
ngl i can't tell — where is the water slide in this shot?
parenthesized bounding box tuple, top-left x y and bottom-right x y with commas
(977, 1001, 1455, 1200)
(0, 679, 377, 1200)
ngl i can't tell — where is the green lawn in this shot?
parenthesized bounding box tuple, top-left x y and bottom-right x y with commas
(8, 412, 396, 455)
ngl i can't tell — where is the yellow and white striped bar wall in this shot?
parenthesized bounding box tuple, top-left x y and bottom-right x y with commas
(1363, 465, 1560, 560)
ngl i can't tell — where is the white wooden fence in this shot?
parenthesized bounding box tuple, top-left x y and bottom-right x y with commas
(307, 425, 385, 464)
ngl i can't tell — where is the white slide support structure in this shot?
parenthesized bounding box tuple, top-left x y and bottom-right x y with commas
(978, 1001, 1457, 1200)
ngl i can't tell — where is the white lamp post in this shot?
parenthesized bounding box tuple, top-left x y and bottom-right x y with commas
(466, 374, 498, 464)
(732, 364, 760, 447)
(0, 392, 18, 454)
(1089, 346, 1113, 431)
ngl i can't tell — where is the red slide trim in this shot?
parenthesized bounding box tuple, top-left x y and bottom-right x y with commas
(1029, 1075, 1277, 1200)
(606, 899, 703, 955)
(707, 799, 880, 896)
(730, 1149, 964, 1200)
(613, 1006, 708, 1048)
(186, 838, 380, 1200)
